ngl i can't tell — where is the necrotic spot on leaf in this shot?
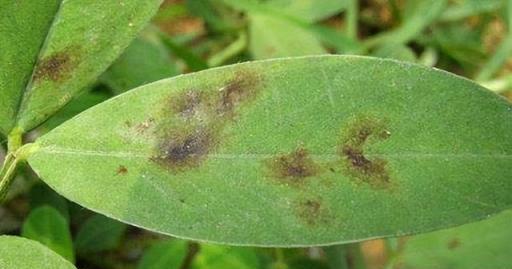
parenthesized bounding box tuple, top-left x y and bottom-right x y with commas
(295, 198, 331, 226)
(158, 128, 214, 169)
(340, 115, 391, 188)
(267, 147, 319, 185)
(152, 71, 264, 172)
(447, 238, 461, 250)
(33, 47, 80, 83)
(116, 165, 128, 175)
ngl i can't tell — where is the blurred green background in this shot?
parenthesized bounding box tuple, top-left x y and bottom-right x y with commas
(1, 0, 511, 268)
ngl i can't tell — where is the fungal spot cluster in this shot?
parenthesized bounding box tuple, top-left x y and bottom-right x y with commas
(33, 47, 79, 83)
(268, 147, 319, 185)
(152, 72, 263, 171)
(340, 116, 391, 188)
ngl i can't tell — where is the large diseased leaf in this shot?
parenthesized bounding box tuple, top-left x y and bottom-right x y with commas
(27, 56, 512, 246)
(0, 0, 163, 135)
(0, 236, 76, 269)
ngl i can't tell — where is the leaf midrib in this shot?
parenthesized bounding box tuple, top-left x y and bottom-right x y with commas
(34, 147, 512, 160)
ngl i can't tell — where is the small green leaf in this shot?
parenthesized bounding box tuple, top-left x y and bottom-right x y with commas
(74, 214, 127, 253)
(440, 0, 504, 22)
(21, 206, 74, 262)
(0, 0, 163, 135)
(0, 236, 76, 269)
(138, 240, 260, 269)
(101, 34, 179, 95)
(29, 183, 69, 221)
(137, 240, 188, 269)
(263, 0, 348, 22)
(365, 0, 447, 48)
(193, 244, 261, 269)
(390, 210, 512, 269)
(373, 44, 417, 63)
(28, 56, 512, 246)
(249, 12, 326, 59)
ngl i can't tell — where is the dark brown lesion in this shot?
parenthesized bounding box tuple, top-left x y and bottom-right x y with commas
(154, 128, 214, 170)
(33, 46, 81, 83)
(116, 165, 128, 175)
(340, 116, 392, 188)
(267, 146, 319, 185)
(152, 70, 264, 172)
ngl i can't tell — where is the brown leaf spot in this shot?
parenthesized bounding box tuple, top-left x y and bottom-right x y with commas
(135, 118, 155, 134)
(340, 116, 391, 188)
(295, 199, 330, 226)
(155, 128, 214, 170)
(171, 90, 204, 119)
(33, 47, 79, 83)
(152, 70, 264, 172)
(267, 147, 319, 185)
(217, 76, 259, 116)
(447, 238, 461, 250)
(116, 165, 128, 175)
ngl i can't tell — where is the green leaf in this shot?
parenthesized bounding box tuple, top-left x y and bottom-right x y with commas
(0, 0, 163, 136)
(365, 0, 447, 48)
(373, 45, 417, 63)
(137, 240, 188, 269)
(249, 12, 326, 59)
(27, 56, 512, 246)
(138, 240, 260, 269)
(0, 236, 76, 269)
(440, 0, 505, 22)
(0, 0, 60, 136)
(263, 0, 348, 23)
(21, 206, 74, 262)
(38, 90, 111, 133)
(101, 34, 179, 95)
(29, 183, 69, 221)
(193, 244, 260, 269)
(74, 214, 127, 253)
(390, 210, 512, 269)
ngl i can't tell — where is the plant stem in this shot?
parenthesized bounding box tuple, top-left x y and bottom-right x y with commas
(0, 154, 18, 203)
(0, 127, 36, 203)
(346, 0, 359, 40)
(207, 31, 248, 67)
(7, 127, 22, 154)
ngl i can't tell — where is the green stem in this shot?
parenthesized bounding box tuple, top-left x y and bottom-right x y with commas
(0, 126, 36, 203)
(7, 127, 22, 154)
(346, 0, 359, 40)
(0, 154, 19, 203)
(207, 31, 248, 67)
